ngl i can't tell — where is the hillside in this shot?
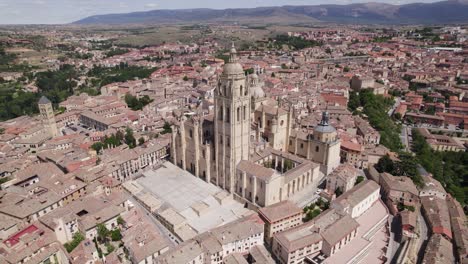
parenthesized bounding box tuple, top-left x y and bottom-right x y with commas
(74, 0, 468, 25)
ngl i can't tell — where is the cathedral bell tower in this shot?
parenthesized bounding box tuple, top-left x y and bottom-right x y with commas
(214, 44, 251, 193)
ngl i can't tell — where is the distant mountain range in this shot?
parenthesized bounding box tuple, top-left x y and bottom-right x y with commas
(74, 0, 468, 25)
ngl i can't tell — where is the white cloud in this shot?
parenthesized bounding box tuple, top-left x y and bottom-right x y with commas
(145, 3, 159, 9)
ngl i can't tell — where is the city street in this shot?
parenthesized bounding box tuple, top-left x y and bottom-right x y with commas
(388, 215, 401, 263)
(415, 210, 429, 259)
(400, 125, 411, 152)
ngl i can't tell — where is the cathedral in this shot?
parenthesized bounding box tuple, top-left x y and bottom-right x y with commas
(171, 45, 341, 208)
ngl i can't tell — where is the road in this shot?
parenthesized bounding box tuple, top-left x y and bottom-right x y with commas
(415, 210, 429, 260)
(388, 98, 401, 117)
(400, 125, 411, 152)
(388, 215, 402, 263)
(420, 126, 467, 136)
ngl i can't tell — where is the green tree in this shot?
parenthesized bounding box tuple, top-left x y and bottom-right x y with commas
(271, 35, 322, 50)
(283, 159, 294, 172)
(105, 48, 129, 58)
(105, 243, 115, 255)
(375, 155, 395, 173)
(347, 91, 360, 112)
(375, 153, 424, 188)
(411, 129, 468, 204)
(138, 137, 145, 146)
(97, 223, 109, 242)
(304, 209, 321, 221)
(91, 142, 104, 153)
(103, 134, 121, 148)
(394, 112, 402, 120)
(125, 128, 136, 149)
(124, 93, 142, 110)
(124, 94, 153, 111)
(35, 64, 78, 104)
(355, 176, 365, 186)
(110, 229, 122, 241)
(64, 232, 85, 253)
(348, 90, 402, 151)
(0, 177, 11, 184)
(244, 68, 254, 75)
(161, 122, 172, 134)
(117, 216, 125, 226)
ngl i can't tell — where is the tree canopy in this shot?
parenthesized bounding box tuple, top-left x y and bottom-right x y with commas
(411, 129, 467, 204)
(271, 35, 323, 50)
(348, 90, 403, 152)
(124, 94, 153, 111)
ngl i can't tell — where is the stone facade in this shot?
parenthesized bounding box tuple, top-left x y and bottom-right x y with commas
(171, 45, 340, 207)
(38, 96, 59, 138)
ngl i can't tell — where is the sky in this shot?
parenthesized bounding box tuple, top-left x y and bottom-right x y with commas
(0, 0, 441, 24)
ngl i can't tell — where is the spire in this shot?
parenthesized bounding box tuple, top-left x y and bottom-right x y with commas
(229, 42, 238, 63)
(38, 96, 51, 105)
(320, 111, 330, 126)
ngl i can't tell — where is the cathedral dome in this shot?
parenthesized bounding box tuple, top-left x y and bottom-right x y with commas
(223, 63, 244, 76)
(222, 43, 244, 76)
(251, 85, 266, 99)
(314, 112, 336, 134)
(314, 123, 336, 134)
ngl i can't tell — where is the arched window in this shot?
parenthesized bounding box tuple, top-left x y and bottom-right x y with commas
(240, 86, 243, 97)
(316, 146, 319, 152)
(223, 85, 227, 96)
(243, 106, 247, 120)
(226, 107, 230, 123)
(280, 120, 284, 126)
(219, 106, 223, 121)
(237, 107, 240, 122)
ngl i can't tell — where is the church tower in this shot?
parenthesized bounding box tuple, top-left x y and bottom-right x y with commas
(38, 96, 59, 138)
(214, 44, 251, 193)
(310, 111, 341, 175)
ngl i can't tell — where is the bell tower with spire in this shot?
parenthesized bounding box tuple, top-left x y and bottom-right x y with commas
(214, 43, 251, 193)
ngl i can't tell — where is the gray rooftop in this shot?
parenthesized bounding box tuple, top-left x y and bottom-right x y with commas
(137, 162, 252, 238)
(38, 96, 51, 105)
